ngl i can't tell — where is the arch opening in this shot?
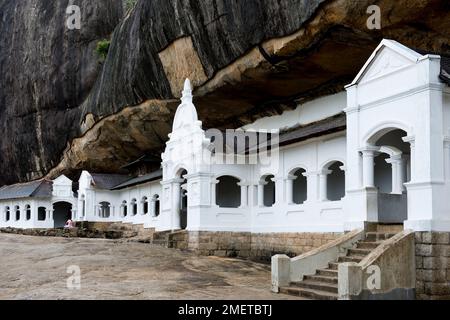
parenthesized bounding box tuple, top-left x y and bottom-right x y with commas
(5, 207, 10, 222)
(38, 207, 46, 221)
(292, 168, 307, 205)
(216, 176, 241, 208)
(25, 204, 31, 221)
(370, 128, 410, 223)
(153, 195, 160, 217)
(53, 202, 72, 228)
(14, 206, 20, 221)
(99, 202, 111, 218)
(262, 175, 276, 207)
(142, 197, 149, 215)
(121, 201, 128, 217)
(131, 199, 138, 216)
(80, 195, 86, 218)
(326, 162, 345, 201)
(178, 169, 188, 230)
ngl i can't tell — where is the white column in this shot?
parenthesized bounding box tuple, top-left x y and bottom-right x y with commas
(239, 183, 248, 208)
(402, 155, 411, 184)
(273, 176, 284, 205)
(319, 170, 332, 202)
(172, 182, 182, 230)
(303, 171, 317, 203)
(387, 155, 405, 194)
(258, 182, 265, 207)
(286, 176, 295, 205)
(403, 136, 416, 182)
(211, 180, 218, 206)
(361, 149, 376, 188)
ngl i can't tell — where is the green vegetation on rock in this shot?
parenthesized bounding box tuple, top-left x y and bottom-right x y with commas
(96, 39, 111, 60)
(124, 0, 138, 12)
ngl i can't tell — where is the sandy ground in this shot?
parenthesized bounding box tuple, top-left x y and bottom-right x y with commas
(0, 233, 302, 300)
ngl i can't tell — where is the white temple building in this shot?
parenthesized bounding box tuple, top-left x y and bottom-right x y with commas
(1, 39, 450, 235)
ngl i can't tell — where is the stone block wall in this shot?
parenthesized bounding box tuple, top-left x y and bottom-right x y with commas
(250, 233, 342, 262)
(187, 231, 252, 258)
(415, 232, 450, 300)
(184, 231, 341, 262)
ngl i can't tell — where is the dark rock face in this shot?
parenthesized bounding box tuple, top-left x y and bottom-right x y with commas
(81, 0, 327, 117)
(1, 0, 450, 185)
(0, 0, 123, 185)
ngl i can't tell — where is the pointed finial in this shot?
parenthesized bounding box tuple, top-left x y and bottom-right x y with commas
(181, 78, 193, 102)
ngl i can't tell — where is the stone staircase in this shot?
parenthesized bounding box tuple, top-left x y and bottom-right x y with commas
(279, 224, 403, 300)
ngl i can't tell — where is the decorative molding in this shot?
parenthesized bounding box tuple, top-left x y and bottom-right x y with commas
(358, 83, 444, 112)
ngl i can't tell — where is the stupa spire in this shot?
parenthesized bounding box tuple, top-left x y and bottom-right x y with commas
(181, 78, 193, 103)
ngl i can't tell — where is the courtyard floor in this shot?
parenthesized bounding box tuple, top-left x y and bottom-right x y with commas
(0, 233, 301, 300)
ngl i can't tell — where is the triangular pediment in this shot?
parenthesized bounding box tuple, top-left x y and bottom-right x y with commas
(348, 39, 423, 86)
(53, 175, 72, 185)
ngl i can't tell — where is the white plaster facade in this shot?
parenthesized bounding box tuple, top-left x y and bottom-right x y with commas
(77, 171, 162, 229)
(1, 40, 449, 233)
(0, 175, 77, 229)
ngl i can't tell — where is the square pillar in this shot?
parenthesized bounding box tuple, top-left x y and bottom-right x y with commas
(238, 183, 249, 208)
(286, 175, 295, 205)
(273, 176, 284, 205)
(319, 170, 332, 202)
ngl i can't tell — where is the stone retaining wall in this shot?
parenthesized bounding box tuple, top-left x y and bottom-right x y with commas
(415, 232, 450, 300)
(184, 231, 342, 263)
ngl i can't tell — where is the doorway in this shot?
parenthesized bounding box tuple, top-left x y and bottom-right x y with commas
(53, 202, 72, 228)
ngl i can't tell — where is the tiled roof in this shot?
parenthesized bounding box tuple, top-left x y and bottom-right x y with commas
(279, 113, 347, 146)
(112, 170, 163, 190)
(0, 180, 53, 201)
(90, 174, 132, 190)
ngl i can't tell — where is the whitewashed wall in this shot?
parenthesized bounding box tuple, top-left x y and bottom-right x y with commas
(0, 176, 77, 229)
(345, 40, 450, 231)
(77, 171, 163, 229)
(0, 199, 52, 229)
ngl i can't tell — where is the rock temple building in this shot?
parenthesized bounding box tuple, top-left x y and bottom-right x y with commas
(1, 40, 450, 299)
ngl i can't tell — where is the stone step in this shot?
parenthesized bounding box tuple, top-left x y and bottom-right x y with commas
(304, 274, 338, 284)
(365, 232, 397, 241)
(357, 241, 381, 249)
(291, 280, 338, 294)
(328, 262, 339, 270)
(279, 286, 338, 300)
(348, 248, 373, 256)
(338, 255, 365, 263)
(317, 269, 338, 277)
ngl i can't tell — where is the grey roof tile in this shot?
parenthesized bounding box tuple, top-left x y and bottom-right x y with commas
(90, 174, 132, 190)
(112, 170, 162, 190)
(0, 180, 53, 201)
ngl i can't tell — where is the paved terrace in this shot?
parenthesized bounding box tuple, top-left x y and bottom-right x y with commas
(0, 233, 302, 300)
